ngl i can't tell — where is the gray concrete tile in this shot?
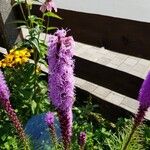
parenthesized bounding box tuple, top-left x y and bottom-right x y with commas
(129, 69, 144, 78)
(120, 104, 137, 114)
(75, 77, 86, 87)
(80, 81, 98, 93)
(97, 47, 109, 55)
(97, 57, 112, 65)
(105, 92, 125, 105)
(124, 57, 138, 66)
(93, 86, 111, 99)
(121, 97, 139, 110)
(109, 57, 125, 66)
(118, 63, 132, 72)
(132, 63, 149, 74)
(106, 63, 119, 69)
(145, 108, 150, 120)
(139, 59, 150, 67)
(115, 53, 128, 61)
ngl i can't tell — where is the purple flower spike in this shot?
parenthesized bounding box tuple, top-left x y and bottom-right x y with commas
(45, 112, 57, 145)
(138, 71, 150, 109)
(134, 71, 150, 126)
(48, 29, 75, 149)
(0, 70, 29, 148)
(48, 29, 75, 111)
(78, 132, 86, 150)
(45, 112, 55, 126)
(0, 69, 10, 101)
(58, 108, 73, 149)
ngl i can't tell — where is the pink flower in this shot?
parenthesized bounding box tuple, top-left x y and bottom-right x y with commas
(40, 0, 57, 13)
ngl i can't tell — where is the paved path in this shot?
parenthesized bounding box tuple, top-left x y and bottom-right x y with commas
(21, 28, 150, 120)
(75, 42, 150, 120)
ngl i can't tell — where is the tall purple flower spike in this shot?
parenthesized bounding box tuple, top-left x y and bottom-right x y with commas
(0, 69, 10, 101)
(78, 132, 86, 150)
(0, 69, 29, 149)
(48, 29, 75, 149)
(45, 112, 57, 145)
(135, 71, 150, 125)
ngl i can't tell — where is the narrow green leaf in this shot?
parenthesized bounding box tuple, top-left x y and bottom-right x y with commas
(47, 27, 57, 31)
(44, 12, 62, 19)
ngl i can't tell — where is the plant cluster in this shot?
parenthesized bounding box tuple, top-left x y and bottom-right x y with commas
(0, 0, 150, 150)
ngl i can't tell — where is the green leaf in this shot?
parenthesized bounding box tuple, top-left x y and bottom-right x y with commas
(31, 100, 37, 114)
(44, 12, 62, 19)
(47, 27, 57, 31)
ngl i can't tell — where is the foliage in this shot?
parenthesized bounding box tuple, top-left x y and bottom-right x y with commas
(0, 0, 150, 150)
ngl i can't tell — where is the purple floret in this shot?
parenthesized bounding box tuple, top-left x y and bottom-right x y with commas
(138, 71, 150, 109)
(0, 69, 10, 101)
(78, 132, 86, 147)
(45, 112, 55, 126)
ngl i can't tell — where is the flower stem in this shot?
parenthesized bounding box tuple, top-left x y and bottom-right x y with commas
(44, 17, 50, 43)
(2, 100, 30, 150)
(19, 3, 27, 22)
(122, 124, 137, 150)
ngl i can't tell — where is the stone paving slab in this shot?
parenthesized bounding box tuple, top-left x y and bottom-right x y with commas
(21, 27, 150, 80)
(21, 28, 150, 120)
(75, 42, 150, 79)
(75, 77, 150, 120)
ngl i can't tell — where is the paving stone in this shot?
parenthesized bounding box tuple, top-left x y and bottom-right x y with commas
(75, 77, 86, 87)
(145, 108, 150, 120)
(132, 63, 148, 74)
(80, 81, 98, 93)
(104, 51, 116, 59)
(118, 63, 132, 72)
(106, 63, 118, 69)
(142, 70, 150, 79)
(109, 57, 125, 66)
(105, 92, 125, 105)
(138, 59, 150, 67)
(115, 53, 128, 61)
(80, 51, 98, 62)
(129, 69, 144, 78)
(97, 57, 112, 65)
(121, 97, 139, 110)
(93, 86, 111, 99)
(124, 57, 138, 66)
(120, 104, 137, 114)
(96, 47, 109, 55)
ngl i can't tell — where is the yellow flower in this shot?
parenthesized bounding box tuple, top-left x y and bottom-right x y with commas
(0, 48, 31, 68)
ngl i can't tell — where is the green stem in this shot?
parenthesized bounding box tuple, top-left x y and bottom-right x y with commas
(33, 50, 38, 104)
(122, 124, 137, 150)
(19, 3, 27, 22)
(80, 145, 85, 150)
(44, 17, 50, 43)
(37, 14, 45, 42)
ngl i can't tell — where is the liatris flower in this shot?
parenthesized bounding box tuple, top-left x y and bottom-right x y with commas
(0, 70, 10, 100)
(134, 71, 150, 126)
(45, 112, 57, 144)
(122, 71, 150, 150)
(0, 70, 29, 149)
(57, 108, 73, 149)
(40, 0, 57, 13)
(48, 29, 75, 149)
(78, 132, 86, 150)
